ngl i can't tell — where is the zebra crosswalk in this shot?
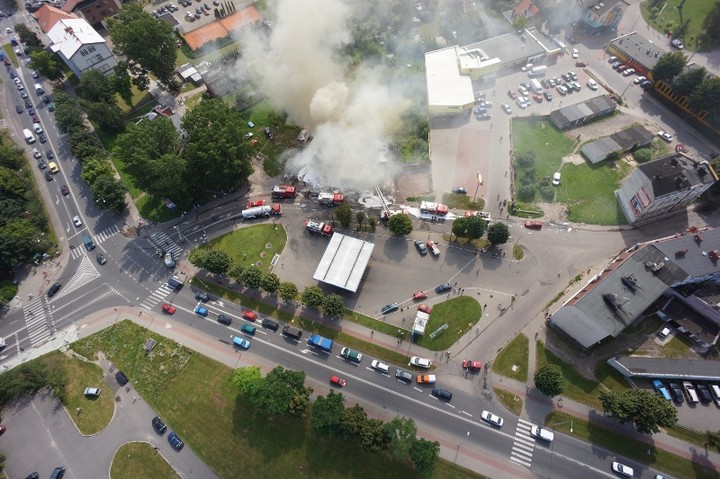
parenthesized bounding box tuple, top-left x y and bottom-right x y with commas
(49, 255, 100, 301)
(69, 225, 120, 260)
(140, 283, 175, 310)
(510, 418, 536, 468)
(147, 231, 184, 258)
(24, 298, 52, 345)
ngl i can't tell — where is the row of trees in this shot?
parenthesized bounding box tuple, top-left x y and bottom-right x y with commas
(189, 249, 345, 318)
(233, 366, 440, 476)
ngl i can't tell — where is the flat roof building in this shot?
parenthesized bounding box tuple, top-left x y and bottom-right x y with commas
(313, 233, 374, 293)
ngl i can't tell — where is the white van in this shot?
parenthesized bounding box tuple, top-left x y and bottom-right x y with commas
(587, 79, 599, 90)
(34, 83, 44, 95)
(23, 128, 35, 143)
(710, 384, 720, 407)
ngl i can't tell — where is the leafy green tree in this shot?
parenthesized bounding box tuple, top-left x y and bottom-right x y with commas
(409, 438, 440, 477)
(188, 249, 208, 268)
(356, 210, 365, 229)
(250, 366, 313, 417)
(227, 263, 245, 282)
(0, 218, 48, 274)
(81, 157, 116, 187)
(652, 51, 687, 83)
(361, 418, 392, 452)
(109, 3, 177, 83)
(465, 215, 487, 240)
(335, 204, 352, 229)
(301, 285, 325, 308)
(53, 93, 85, 133)
(231, 366, 262, 396)
(89, 175, 127, 213)
(29, 50, 63, 81)
(452, 216, 468, 239)
(368, 215, 377, 233)
(533, 364, 565, 397)
(77, 69, 116, 104)
(322, 294, 344, 318)
(112, 62, 134, 107)
(278, 282, 299, 302)
(706, 430, 720, 452)
(487, 222, 510, 246)
(599, 389, 678, 434)
(517, 183, 536, 201)
(387, 213, 412, 236)
(69, 127, 105, 162)
(384, 416, 417, 461)
(339, 403, 367, 439)
(181, 99, 252, 201)
(84, 102, 125, 134)
(240, 265, 262, 289)
(688, 77, 720, 127)
(260, 273, 280, 294)
(202, 250, 231, 274)
(13, 24, 42, 51)
(633, 148, 652, 163)
(672, 66, 708, 97)
(311, 391, 346, 437)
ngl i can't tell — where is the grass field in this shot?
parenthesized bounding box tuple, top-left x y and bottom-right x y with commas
(536, 341, 605, 409)
(640, 0, 715, 51)
(197, 224, 287, 272)
(493, 334, 529, 382)
(413, 297, 483, 351)
(544, 411, 718, 479)
(494, 388, 523, 416)
(110, 442, 181, 479)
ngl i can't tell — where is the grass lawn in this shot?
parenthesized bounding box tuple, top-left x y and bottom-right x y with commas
(665, 425, 710, 451)
(544, 411, 718, 479)
(493, 334, 529, 382)
(115, 83, 155, 114)
(198, 224, 288, 272)
(110, 442, 181, 479)
(412, 297, 483, 351)
(593, 361, 630, 393)
(494, 388, 523, 416)
(640, 0, 715, 51)
(512, 244, 525, 260)
(136, 194, 181, 223)
(344, 309, 411, 338)
(70, 320, 193, 403)
(3, 44, 18, 66)
(536, 341, 605, 409)
(661, 334, 698, 358)
(43, 351, 114, 435)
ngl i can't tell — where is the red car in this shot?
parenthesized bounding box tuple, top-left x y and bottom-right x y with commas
(675, 144, 688, 153)
(524, 220, 543, 230)
(0, 424, 6, 434)
(532, 93, 543, 103)
(413, 291, 428, 300)
(60, 185, 70, 196)
(507, 89, 517, 100)
(418, 304, 432, 314)
(162, 303, 176, 315)
(462, 360, 482, 371)
(242, 310, 258, 321)
(247, 200, 265, 208)
(330, 375, 346, 387)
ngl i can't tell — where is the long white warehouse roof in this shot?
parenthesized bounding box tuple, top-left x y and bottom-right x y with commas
(313, 233, 374, 293)
(425, 46, 474, 108)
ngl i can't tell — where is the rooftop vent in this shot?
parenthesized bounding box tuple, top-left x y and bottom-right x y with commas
(621, 275, 639, 291)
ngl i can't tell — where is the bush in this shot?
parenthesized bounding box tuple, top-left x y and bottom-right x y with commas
(633, 148, 652, 163)
(517, 184, 536, 201)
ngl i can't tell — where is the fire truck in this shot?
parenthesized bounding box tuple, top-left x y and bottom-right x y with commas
(272, 185, 297, 199)
(242, 204, 282, 219)
(419, 201, 449, 221)
(305, 219, 333, 236)
(318, 191, 345, 206)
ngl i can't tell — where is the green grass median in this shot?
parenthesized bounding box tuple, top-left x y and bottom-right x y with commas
(493, 334, 529, 382)
(111, 442, 180, 479)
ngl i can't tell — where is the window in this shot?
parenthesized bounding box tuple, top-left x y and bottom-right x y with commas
(88, 45, 96, 53)
(79, 48, 88, 56)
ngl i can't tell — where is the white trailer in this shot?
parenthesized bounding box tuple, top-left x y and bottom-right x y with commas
(242, 205, 272, 219)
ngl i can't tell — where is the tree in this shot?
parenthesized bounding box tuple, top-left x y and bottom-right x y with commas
(202, 250, 231, 274)
(109, 3, 177, 83)
(465, 215, 487, 240)
(53, 93, 85, 133)
(0, 218, 49, 274)
(29, 50, 63, 81)
(652, 51, 687, 83)
(14, 24, 43, 51)
(84, 102, 125, 134)
(633, 148, 652, 163)
(188, 249, 209, 268)
(77, 69, 116, 104)
(81, 157, 116, 188)
(599, 389, 678, 434)
(231, 366, 262, 396)
(452, 216, 468, 239)
(706, 430, 720, 452)
(322, 294, 344, 318)
(387, 213, 413, 236)
(181, 99, 252, 201)
(356, 211, 365, 229)
(311, 391, 346, 437)
(278, 282, 299, 302)
(688, 77, 720, 127)
(409, 438, 440, 477)
(368, 215, 377, 233)
(335, 204, 352, 229)
(301, 285, 325, 309)
(534, 365, 565, 397)
(360, 417, 392, 452)
(260, 273, 280, 294)
(240, 265, 262, 289)
(672, 66, 708, 97)
(112, 62, 134, 107)
(90, 175, 126, 213)
(227, 263, 244, 282)
(487, 222, 510, 246)
(339, 403, 367, 439)
(517, 183, 536, 201)
(250, 366, 312, 417)
(384, 416, 417, 461)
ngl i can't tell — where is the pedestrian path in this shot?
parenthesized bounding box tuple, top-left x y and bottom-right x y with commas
(49, 255, 100, 301)
(24, 298, 51, 345)
(139, 283, 175, 310)
(510, 418, 536, 468)
(147, 231, 183, 258)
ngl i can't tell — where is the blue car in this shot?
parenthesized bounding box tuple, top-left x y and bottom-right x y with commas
(194, 305, 208, 317)
(168, 431, 184, 451)
(435, 283, 452, 293)
(653, 380, 671, 401)
(233, 336, 250, 349)
(381, 303, 398, 315)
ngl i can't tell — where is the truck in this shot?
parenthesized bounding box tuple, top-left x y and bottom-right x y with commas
(307, 334, 334, 353)
(530, 78, 543, 94)
(306, 219, 333, 236)
(272, 185, 297, 199)
(241, 204, 282, 219)
(318, 191, 345, 206)
(528, 65, 547, 77)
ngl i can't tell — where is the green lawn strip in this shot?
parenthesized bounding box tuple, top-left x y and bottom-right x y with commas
(2, 44, 18, 66)
(115, 84, 155, 114)
(136, 194, 180, 223)
(494, 387, 523, 416)
(544, 411, 717, 479)
(198, 224, 288, 271)
(593, 361, 631, 392)
(536, 341, 604, 410)
(661, 334, 698, 359)
(433, 458, 488, 479)
(42, 351, 114, 435)
(640, 1, 713, 51)
(413, 297, 482, 351)
(493, 334, 529, 382)
(108, 152, 143, 199)
(110, 442, 181, 479)
(70, 320, 193, 403)
(344, 309, 411, 337)
(665, 425, 710, 450)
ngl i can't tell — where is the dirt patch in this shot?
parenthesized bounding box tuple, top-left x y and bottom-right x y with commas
(395, 164, 432, 201)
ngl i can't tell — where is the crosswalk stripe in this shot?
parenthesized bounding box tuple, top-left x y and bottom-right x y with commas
(513, 436, 535, 448)
(509, 455, 531, 467)
(517, 418, 534, 426)
(512, 442, 534, 454)
(516, 423, 531, 431)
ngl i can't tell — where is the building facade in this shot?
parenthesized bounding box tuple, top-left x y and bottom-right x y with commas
(48, 19, 118, 77)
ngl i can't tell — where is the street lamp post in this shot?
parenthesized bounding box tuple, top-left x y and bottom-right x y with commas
(471, 172, 483, 203)
(454, 431, 470, 465)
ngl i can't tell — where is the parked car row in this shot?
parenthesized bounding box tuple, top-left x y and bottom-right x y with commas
(653, 379, 720, 406)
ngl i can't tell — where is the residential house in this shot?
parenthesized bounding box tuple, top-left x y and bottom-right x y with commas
(47, 19, 118, 77)
(34, 4, 79, 34)
(60, 0, 121, 28)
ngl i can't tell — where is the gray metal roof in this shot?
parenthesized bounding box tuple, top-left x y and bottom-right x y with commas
(462, 27, 550, 65)
(549, 94, 617, 129)
(651, 227, 720, 280)
(313, 233, 374, 293)
(608, 32, 668, 71)
(637, 153, 715, 197)
(608, 356, 720, 381)
(581, 125, 655, 164)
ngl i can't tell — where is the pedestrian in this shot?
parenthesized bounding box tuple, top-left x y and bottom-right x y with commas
(370, 330, 374, 337)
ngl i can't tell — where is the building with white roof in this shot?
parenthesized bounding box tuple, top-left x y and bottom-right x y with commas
(424, 46, 474, 116)
(313, 233, 374, 293)
(47, 18, 117, 78)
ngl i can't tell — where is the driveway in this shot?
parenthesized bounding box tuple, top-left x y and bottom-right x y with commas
(0, 359, 218, 479)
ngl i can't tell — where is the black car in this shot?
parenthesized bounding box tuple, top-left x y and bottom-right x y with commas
(697, 384, 713, 403)
(264, 127, 274, 139)
(9, 70, 16, 79)
(24, 473, 39, 479)
(49, 468, 65, 479)
(42, 95, 51, 104)
(45, 170, 53, 181)
(27, 107, 35, 115)
(435, 283, 452, 293)
(15, 104, 22, 113)
(415, 240, 428, 255)
(168, 431, 184, 451)
(24, 99, 32, 108)
(669, 382, 684, 403)
(217, 314, 231, 325)
(195, 291, 210, 302)
(47, 283, 62, 297)
(115, 370, 129, 385)
(452, 187, 467, 194)
(39, 133, 47, 143)
(262, 318, 279, 331)
(543, 90, 553, 101)
(152, 416, 167, 435)
(381, 303, 399, 315)
(432, 387, 453, 401)
(38, 160, 47, 170)
(96, 254, 107, 265)
(46, 149, 54, 159)
(395, 369, 413, 382)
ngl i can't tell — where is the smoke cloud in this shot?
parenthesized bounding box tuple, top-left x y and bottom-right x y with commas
(234, 0, 411, 189)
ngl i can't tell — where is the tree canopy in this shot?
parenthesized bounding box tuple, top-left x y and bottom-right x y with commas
(322, 294, 345, 318)
(533, 364, 565, 398)
(652, 51, 687, 83)
(599, 389, 678, 434)
(301, 285, 325, 309)
(236, 366, 313, 418)
(487, 222, 510, 246)
(335, 204, 352, 229)
(311, 391, 346, 437)
(387, 213, 413, 236)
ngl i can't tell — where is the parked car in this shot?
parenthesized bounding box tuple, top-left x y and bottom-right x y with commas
(115, 370, 129, 385)
(371, 360, 390, 373)
(414, 239, 428, 255)
(262, 318, 279, 331)
(653, 380, 671, 401)
(418, 304, 433, 314)
(543, 90, 553, 101)
(697, 384, 713, 403)
(247, 199, 264, 208)
(152, 416, 167, 434)
(507, 89, 517, 100)
(622, 68, 636, 76)
(633, 75, 647, 84)
(657, 131, 673, 143)
(168, 431, 184, 451)
(46, 149, 54, 159)
(416, 374, 436, 384)
(410, 356, 432, 369)
(381, 303, 399, 315)
(432, 387, 453, 401)
(552, 172, 561, 186)
(435, 283, 452, 293)
(481, 410, 504, 427)
(330, 375, 346, 387)
(413, 291, 428, 300)
(15, 104, 22, 113)
(462, 360, 482, 371)
(395, 369, 413, 382)
(669, 382, 684, 403)
(501, 103, 512, 114)
(524, 220, 543, 230)
(571, 48, 578, 58)
(83, 387, 101, 397)
(162, 303, 176, 315)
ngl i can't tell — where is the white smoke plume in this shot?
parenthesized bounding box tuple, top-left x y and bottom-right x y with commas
(233, 0, 411, 189)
